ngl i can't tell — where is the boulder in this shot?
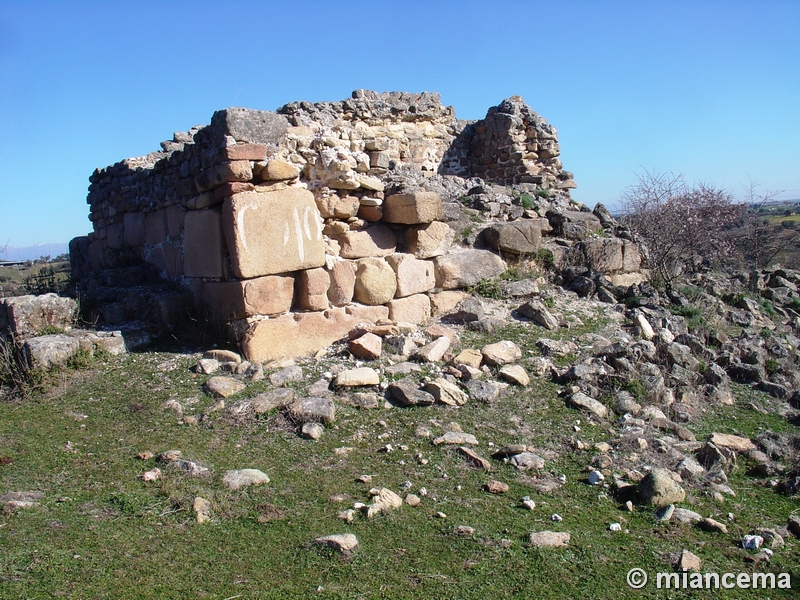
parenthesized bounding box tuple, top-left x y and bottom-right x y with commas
(203, 274, 295, 320)
(406, 221, 454, 258)
(222, 469, 270, 491)
(434, 250, 506, 290)
(484, 221, 542, 255)
(335, 367, 380, 387)
(387, 294, 431, 325)
(389, 378, 436, 407)
(528, 531, 570, 548)
(386, 254, 436, 297)
(23, 334, 80, 369)
(353, 258, 397, 305)
(481, 341, 522, 366)
(637, 468, 686, 507)
(289, 396, 336, 424)
(2, 294, 77, 337)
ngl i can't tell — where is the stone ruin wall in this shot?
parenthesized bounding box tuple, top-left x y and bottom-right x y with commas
(70, 90, 635, 361)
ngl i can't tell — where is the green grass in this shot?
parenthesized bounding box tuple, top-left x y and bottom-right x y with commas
(0, 331, 798, 598)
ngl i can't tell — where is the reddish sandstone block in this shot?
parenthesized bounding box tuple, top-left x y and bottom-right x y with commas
(328, 260, 356, 306)
(184, 208, 226, 278)
(385, 253, 435, 298)
(297, 267, 331, 311)
(222, 188, 326, 279)
(220, 143, 268, 161)
(203, 274, 295, 320)
(383, 191, 442, 224)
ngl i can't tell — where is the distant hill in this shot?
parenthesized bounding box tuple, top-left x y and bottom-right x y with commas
(0, 243, 69, 262)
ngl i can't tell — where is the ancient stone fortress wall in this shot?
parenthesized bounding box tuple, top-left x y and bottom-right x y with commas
(70, 90, 636, 361)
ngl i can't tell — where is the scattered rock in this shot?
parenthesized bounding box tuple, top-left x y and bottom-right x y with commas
(289, 397, 336, 424)
(415, 336, 451, 362)
(389, 378, 436, 407)
(528, 531, 570, 548)
(313, 534, 359, 553)
(335, 367, 380, 387)
(251, 388, 295, 413)
(499, 364, 530, 386)
(567, 392, 607, 419)
(140, 467, 162, 482)
(422, 378, 468, 406)
(481, 340, 522, 366)
(349, 333, 383, 360)
(222, 469, 270, 491)
(485, 480, 509, 494)
(302, 422, 325, 440)
(637, 468, 685, 507)
(677, 550, 701, 572)
(433, 431, 478, 446)
(193, 497, 212, 523)
(518, 300, 559, 330)
(710, 432, 756, 453)
(457, 446, 492, 470)
(698, 517, 728, 534)
(465, 380, 502, 403)
(204, 376, 246, 398)
(269, 365, 303, 386)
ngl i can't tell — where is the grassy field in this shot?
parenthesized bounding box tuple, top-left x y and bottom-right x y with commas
(0, 316, 798, 599)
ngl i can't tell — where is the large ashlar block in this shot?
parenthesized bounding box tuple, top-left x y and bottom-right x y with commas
(385, 253, 435, 298)
(328, 259, 356, 306)
(387, 294, 431, 325)
(383, 191, 442, 224)
(240, 305, 389, 362)
(297, 267, 330, 311)
(195, 161, 254, 193)
(405, 221, 454, 258)
(144, 209, 167, 246)
(354, 257, 397, 305)
(335, 225, 397, 259)
(434, 250, 506, 290)
(184, 208, 226, 278)
(222, 188, 326, 279)
(484, 221, 541, 255)
(203, 274, 295, 320)
(123, 212, 145, 247)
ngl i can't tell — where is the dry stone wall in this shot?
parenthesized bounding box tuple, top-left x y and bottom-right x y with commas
(71, 90, 636, 361)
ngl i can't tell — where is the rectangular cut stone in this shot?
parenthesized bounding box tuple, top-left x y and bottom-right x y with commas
(387, 294, 431, 324)
(240, 305, 389, 362)
(184, 208, 225, 278)
(335, 225, 397, 259)
(297, 267, 331, 311)
(203, 274, 294, 320)
(144, 210, 167, 246)
(383, 191, 442, 224)
(166, 205, 186, 238)
(222, 188, 326, 279)
(195, 161, 253, 192)
(328, 259, 357, 306)
(123, 212, 145, 247)
(385, 253, 436, 297)
(107, 223, 124, 249)
(220, 143, 268, 161)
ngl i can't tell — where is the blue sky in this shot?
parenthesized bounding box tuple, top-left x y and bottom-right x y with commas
(1, 0, 798, 247)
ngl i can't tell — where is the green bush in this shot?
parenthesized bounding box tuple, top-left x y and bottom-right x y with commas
(535, 248, 555, 269)
(765, 358, 780, 375)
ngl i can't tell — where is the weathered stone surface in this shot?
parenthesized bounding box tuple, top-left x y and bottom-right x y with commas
(209, 107, 288, 146)
(335, 225, 397, 259)
(482, 341, 522, 366)
(677, 550, 701, 572)
(335, 367, 380, 387)
(528, 531, 570, 548)
(312, 533, 359, 553)
(389, 378, 436, 407)
(289, 396, 336, 423)
(2, 294, 77, 337)
(221, 143, 268, 161)
(203, 274, 295, 320)
(184, 208, 226, 278)
(123, 212, 145, 247)
(710, 432, 756, 452)
(484, 221, 542, 255)
(297, 267, 330, 311)
(222, 469, 270, 490)
(222, 189, 325, 279)
(327, 260, 357, 306)
(240, 305, 389, 362)
(433, 431, 478, 445)
(567, 392, 607, 419)
(458, 446, 492, 470)
(415, 336, 451, 362)
(510, 452, 545, 471)
(269, 365, 303, 387)
(196, 160, 253, 192)
(23, 334, 80, 369)
(386, 254, 436, 297)
(349, 332, 383, 360)
(499, 365, 530, 386)
(465, 380, 502, 403)
(638, 468, 685, 507)
(262, 159, 299, 181)
(634, 314, 655, 340)
(434, 250, 505, 290)
(353, 258, 397, 305)
(383, 191, 442, 224)
(406, 221, 454, 258)
(251, 388, 295, 413)
(387, 294, 431, 325)
(517, 300, 558, 329)
(429, 291, 470, 317)
(454, 348, 483, 369)
(423, 378, 468, 406)
(204, 376, 246, 398)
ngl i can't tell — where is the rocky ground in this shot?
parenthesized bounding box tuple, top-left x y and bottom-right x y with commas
(1, 266, 798, 598)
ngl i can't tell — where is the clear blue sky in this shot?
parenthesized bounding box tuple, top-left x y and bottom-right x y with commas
(1, 0, 798, 247)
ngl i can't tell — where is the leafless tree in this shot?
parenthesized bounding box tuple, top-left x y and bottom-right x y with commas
(620, 170, 742, 288)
